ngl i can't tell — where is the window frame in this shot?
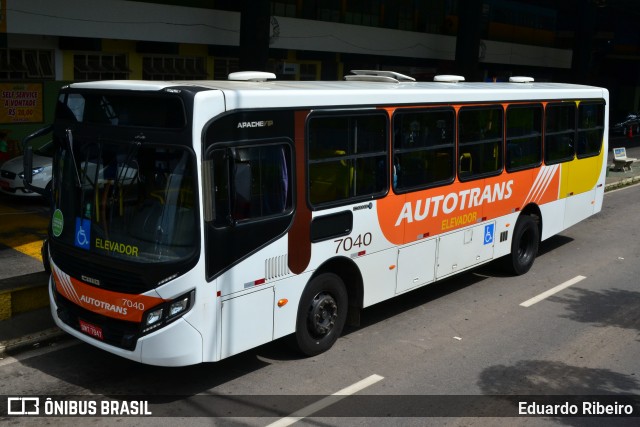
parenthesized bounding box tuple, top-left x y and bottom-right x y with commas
(391, 107, 456, 193)
(544, 102, 577, 165)
(457, 105, 505, 182)
(306, 110, 389, 210)
(505, 103, 543, 173)
(205, 138, 294, 227)
(576, 101, 605, 159)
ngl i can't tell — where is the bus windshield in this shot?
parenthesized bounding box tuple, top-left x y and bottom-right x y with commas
(52, 137, 198, 264)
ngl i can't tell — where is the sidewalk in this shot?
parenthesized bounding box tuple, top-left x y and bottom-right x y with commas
(0, 272, 63, 354)
(605, 143, 640, 189)
(1, 144, 640, 356)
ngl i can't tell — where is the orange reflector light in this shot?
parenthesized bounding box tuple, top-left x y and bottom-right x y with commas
(277, 299, 288, 307)
(389, 265, 396, 270)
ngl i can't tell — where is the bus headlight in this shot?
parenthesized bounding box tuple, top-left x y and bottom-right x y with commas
(146, 308, 163, 326)
(169, 296, 189, 317)
(141, 290, 195, 335)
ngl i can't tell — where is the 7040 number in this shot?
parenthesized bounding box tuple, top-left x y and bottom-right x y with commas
(334, 233, 372, 253)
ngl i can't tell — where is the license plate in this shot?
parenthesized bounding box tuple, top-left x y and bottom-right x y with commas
(79, 319, 104, 340)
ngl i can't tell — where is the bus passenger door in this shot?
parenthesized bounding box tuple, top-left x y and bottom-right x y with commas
(395, 239, 437, 294)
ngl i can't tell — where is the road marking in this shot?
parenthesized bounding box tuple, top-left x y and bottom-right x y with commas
(520, 275, 586, 307)
(265, 374, 384, 427)
(0, 340, 79, 368)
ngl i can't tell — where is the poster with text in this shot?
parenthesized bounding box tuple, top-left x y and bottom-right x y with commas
(1, 83, 44, 123)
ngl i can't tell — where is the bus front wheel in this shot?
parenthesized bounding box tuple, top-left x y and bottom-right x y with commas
(295, 273, 348, 357)
(507, 215, 539, 275)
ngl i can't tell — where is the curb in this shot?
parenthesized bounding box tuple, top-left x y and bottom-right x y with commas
(0, 327, 66, 355)
(604, 175, 640, 192)
(0, 272, 49, 321)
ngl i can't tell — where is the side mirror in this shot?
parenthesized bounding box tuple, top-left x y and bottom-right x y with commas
(22, 125, 53, 195)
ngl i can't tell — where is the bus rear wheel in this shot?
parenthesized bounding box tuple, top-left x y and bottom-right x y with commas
(506, 215, 539, 275)
(295, 273, 347, 356)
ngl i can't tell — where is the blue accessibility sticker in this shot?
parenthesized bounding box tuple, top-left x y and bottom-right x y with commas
(483, 223, 494, 245)
(74, 218, 91, 250)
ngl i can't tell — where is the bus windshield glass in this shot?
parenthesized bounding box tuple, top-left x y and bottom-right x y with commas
(52, 137, 198, 264)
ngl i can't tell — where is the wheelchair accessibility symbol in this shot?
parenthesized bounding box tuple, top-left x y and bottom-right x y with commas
(483, 223, 494, 245)
(75, 218, 91, 250)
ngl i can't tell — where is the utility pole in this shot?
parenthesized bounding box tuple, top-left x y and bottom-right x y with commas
(571, 0, 597, 83)
(454, 0, 484, 81)
(239, 0, 271, 71)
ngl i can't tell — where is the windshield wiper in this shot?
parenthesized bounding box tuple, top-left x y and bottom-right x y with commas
(66, 129, 83, 187)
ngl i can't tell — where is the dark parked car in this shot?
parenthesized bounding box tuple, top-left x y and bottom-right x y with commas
(611, 113, 640, 135)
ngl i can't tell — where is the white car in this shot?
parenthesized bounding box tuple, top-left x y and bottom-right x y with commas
(0, 141, 53, 197)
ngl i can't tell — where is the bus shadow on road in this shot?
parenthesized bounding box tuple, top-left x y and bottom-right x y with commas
(536, 234, 574, 257)
(17, 338, 274, 398)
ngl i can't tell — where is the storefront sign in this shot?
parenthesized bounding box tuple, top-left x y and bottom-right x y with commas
(1, 83, 44, 123)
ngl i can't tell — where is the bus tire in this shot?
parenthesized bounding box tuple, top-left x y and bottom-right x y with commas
(506, 215, 539, 275)
(295, 272, 348, 357)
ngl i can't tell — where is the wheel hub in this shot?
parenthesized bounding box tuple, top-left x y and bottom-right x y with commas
(307, 292, 338, 338)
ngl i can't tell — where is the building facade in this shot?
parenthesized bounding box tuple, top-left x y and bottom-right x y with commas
(0, 0, 638, 145)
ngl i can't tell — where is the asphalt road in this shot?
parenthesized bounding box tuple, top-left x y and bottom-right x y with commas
(1, 184, 639, 426)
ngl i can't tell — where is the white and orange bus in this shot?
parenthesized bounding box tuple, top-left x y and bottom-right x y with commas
(24, 71, 608, 366)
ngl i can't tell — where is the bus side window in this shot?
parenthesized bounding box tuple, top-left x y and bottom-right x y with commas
(458, 106, 503, 181)
(208, 143, 291, 226)
(576, 102, 604, 159)
(506, 104, 542, 172)
(392, 108, 455, 192)
(308, 114, 387, 208)
(545, 103, 576, 164)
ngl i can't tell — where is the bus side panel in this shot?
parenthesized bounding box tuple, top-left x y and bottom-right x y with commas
(220, 287, 274, 359)
(539, 198, 567, 241)
(396, 239, 437, 294)
(564, 189, 596, 229)
(273, 272, 311, 339)
(561, 151, 603, 228)
(435, 222, 495, 279)
(358, 247, 400, 307)
(593, 182, 605, 214)
(491, 212, 521, 259)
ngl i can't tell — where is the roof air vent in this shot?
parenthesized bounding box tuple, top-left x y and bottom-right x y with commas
(509, 76, 535, 83)
(228, 71, 276, 82)
(345, 70, 416, 83)
(433, 75, 465, 83)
